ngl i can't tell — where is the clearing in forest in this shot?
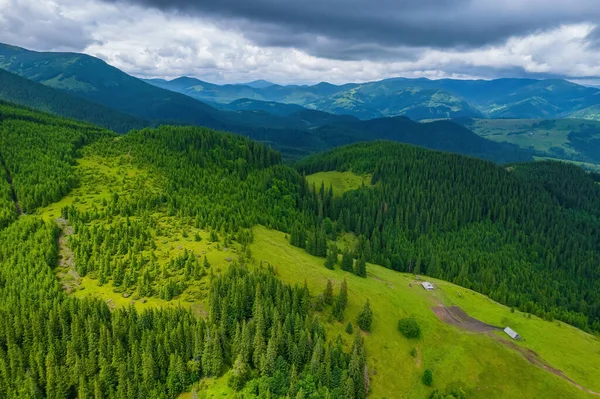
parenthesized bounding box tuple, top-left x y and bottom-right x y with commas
(247, 226, 600, 399)
(306, 170, 372, 196)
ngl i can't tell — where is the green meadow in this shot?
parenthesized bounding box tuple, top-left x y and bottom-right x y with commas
(306, 170, 372, 196)
(248, 226, 600, 399)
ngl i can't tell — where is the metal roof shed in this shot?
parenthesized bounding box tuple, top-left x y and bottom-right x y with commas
(422, 282, 434, 291)
(504, 327, 521, 340)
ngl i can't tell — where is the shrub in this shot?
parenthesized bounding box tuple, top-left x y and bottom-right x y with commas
(346, 322, 353, 334)
(398, 317, 421, 339)
(422, 369, 433, 386)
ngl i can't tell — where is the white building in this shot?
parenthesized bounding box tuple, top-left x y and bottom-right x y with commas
(421, 282, 434, 291)
(504, 327, 521, 340)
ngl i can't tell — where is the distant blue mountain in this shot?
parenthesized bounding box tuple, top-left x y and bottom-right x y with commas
(147, 75, 600, 121)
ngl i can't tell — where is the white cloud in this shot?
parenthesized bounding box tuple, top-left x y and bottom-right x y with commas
(1, 0, 600, 84)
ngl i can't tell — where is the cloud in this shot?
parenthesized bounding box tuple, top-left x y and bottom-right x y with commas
(101, 0, 600, 59)
(1, 0, 600, 84)
(0, 0, 94, 51)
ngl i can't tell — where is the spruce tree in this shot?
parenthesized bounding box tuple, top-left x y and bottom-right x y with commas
(357, 300, 373, 332)
(324, 280, 333, 306)
(341, 250, 354, 272)
(325, 244, 338, 270)
(354, 257, 367, 278)
(333, 279, 348, 321)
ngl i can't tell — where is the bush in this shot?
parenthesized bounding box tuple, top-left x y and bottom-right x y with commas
(422, 369, 433, 386)
(398, 317, 421, 338)
(346, 322, 353, 334)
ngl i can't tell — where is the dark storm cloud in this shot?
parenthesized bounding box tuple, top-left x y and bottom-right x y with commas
(101, 0, 600, 60)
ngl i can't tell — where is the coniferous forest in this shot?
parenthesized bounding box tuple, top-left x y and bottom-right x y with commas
(0, 103, 367, 399)
(2, 101, 600, 398)
(296, 142, 600, 331)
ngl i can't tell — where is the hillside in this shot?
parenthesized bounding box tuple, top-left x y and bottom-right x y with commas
(295, 142, 600, 332)
(0, 43, 534, 163)
(0, 68, 149, 133)
(1, 103, 600, 398)
(570, 103, 600, 121)
(0, 43, 228, 129)
(460, 118, 600, 165)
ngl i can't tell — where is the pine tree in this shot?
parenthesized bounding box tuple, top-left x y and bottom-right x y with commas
(341, 250, 354, 272)
(354, 257, 367, 278)
(325, 244, 338, 270)
(333, 279, 348, 321)
(357, 300, 373, 332)
(324, 280, 333, 306)
(228, 354, 249, 390)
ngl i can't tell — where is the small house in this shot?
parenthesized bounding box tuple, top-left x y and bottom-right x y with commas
(421, 282, 434, 291)
(504, 327, 521, 340)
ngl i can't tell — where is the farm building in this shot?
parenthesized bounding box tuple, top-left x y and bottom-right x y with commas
(504, 327, 521, 340)
(421, 282, 434, 291)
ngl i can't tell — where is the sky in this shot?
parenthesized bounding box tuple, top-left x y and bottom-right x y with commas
(2, 0, 600, 85)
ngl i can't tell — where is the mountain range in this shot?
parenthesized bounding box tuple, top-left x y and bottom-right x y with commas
(145, 76, 600, 121)
(0, 42, 531, 163)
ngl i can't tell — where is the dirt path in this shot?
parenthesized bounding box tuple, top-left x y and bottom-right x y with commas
(55, 218, 81, 293)
(494, 335, 600, 397)
(432, 305, 501, 333)
(432, 305, 600, 396)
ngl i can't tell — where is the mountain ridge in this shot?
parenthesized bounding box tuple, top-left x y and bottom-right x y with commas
(0, 42, 532, 164)
(146, 73, 600, 121)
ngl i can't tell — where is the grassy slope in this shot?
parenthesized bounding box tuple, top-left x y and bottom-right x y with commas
(467, 118, 576, 153)
(465, 118, 600, 166)
(250, 226, 600, 399)
(39, 151, 236, 315)
(305, 171, 372, 196)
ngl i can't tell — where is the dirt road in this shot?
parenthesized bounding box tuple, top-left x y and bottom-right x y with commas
(432, 305, 600, 396)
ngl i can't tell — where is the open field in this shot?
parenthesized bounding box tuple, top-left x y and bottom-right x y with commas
(306, 170, 372, 196)
(248, 226, 600, 399)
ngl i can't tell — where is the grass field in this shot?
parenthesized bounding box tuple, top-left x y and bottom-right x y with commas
(247, 226, 600, 399)
(306, 170, 372, 196)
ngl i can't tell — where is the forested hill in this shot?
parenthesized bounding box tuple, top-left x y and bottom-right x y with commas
(0, 69, 150, 133)
(0, 42, 533, 164)
(295, 142, 600, 332)
(0, 101, 112, 219)
(2, 100, 600, 398)
(0, 102, 370, 399)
